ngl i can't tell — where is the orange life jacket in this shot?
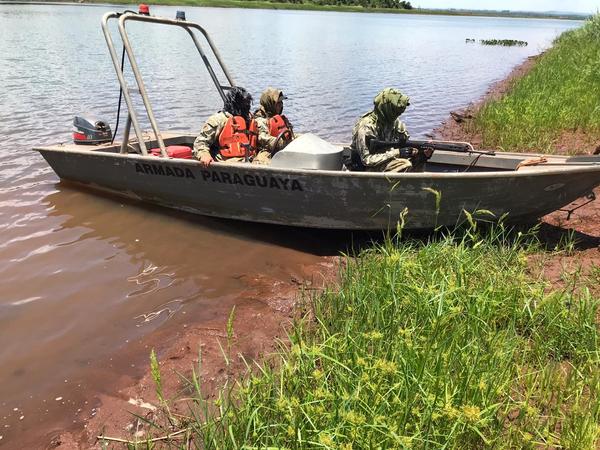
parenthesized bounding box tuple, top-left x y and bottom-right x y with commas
(268, 114, 292, 140)
(218, 116, 258, 159)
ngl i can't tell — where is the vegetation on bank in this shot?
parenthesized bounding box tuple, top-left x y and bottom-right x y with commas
(469, 14, 600, 153)
(72, 0, 586, 19)
(97, 0, 412, 13)
(122, 224, 599, 448)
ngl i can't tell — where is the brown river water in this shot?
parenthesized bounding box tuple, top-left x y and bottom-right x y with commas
(0, 3, 580, 446)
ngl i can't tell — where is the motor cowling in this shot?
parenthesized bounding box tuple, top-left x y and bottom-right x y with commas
(73, 116, 112, 145)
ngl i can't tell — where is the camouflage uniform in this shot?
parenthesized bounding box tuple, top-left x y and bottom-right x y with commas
(254, 87, 282, 155)
(350, 88, 413, 172)
(192, 111, 270, 165)
(252, 87, 295, 165)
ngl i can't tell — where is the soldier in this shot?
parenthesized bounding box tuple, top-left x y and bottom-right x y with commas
(349, 88, 430, 172)
(254, 87, 294, 163)
(193, 87, 269, 168)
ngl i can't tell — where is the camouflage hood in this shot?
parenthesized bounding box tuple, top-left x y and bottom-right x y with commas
(373, 88, 410, 123)
(256, 87, 285, 118)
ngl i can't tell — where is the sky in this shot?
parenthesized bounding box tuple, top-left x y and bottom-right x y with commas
(413, 0, 599, 13)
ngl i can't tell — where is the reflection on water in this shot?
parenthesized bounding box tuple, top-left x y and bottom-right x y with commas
(0, 3, 580, 445)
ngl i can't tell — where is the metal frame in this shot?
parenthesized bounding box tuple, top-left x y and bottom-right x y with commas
(101, 11, 235, 156)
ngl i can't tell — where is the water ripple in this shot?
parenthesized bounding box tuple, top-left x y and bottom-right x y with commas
(126, 264, 178, 298)
(134, 299, 184, 326)
(8, 296, 43, 307)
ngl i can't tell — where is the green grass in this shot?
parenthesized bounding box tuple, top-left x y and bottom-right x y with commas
(128, 225, 599, 449)
(469, 14, 600, 152)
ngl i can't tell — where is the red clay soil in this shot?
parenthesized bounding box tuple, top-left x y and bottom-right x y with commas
(43, 257, 338, 449)
(435, 55, 600, 291)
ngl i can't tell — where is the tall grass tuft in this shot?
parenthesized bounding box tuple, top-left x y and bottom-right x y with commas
(469, 14, 600, 152)
(173, 226, 599, 449)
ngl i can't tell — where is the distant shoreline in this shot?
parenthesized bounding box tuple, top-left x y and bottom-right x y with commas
(0, 0, 588, 20)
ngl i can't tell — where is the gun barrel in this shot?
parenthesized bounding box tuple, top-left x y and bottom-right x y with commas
(370, 139, 494, 156)
(406, 140, 471, 152)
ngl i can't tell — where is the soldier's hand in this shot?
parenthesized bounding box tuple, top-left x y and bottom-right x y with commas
(200, 153, 214, 168)
(423, 148, 434, 159)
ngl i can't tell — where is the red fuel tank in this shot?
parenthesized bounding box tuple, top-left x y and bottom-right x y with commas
(149, 145, 193, 159)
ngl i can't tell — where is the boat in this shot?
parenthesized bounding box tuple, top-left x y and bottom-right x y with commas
(34, 8, 600, 230)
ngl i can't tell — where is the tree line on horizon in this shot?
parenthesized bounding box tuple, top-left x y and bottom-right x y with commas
(265, 0, 413, 9)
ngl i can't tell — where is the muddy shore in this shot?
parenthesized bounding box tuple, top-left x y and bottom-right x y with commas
(27, 255, 338, 449)
(32, 55, 600, 449)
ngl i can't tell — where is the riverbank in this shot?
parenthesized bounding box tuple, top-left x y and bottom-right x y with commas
(435, 12, 600, 298)
(1, 0, 588, 20)
(87, 232, 600, 449)
(436, 14, 600, 154)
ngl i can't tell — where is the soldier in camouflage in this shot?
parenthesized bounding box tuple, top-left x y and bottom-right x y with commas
(193, 87, 272, 167)
(254, 87, 293, 158)
(350, 88, 428, 172)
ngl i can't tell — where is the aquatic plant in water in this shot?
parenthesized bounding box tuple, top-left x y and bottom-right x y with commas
(479, 38, 528, 46)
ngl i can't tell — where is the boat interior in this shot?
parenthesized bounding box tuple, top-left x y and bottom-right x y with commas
(40, 132, 592, 174)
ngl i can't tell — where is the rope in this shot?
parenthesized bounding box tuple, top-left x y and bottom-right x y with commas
(516, 157, 548, 170)
(110, 44, 127, 145)
(558, 192, 596, 220)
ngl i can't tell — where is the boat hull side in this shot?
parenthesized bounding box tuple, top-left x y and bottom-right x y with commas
(38, 150, 600, 230)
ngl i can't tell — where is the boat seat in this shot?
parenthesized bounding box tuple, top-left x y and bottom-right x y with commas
(149, 145, 193, 159)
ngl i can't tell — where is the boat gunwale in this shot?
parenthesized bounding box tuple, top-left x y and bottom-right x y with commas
(33, 144, 600, 181)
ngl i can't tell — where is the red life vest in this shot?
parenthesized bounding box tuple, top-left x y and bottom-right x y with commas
(268, 114, 292, 140)
(218, 116, 258, 159)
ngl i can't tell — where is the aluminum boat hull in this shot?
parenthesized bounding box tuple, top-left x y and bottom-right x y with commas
(35, 140, 600, 230)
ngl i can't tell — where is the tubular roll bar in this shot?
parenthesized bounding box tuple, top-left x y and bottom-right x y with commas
(101, 11, 235, 156)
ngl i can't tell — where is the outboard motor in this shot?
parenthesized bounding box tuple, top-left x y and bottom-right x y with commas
(72, 116, 112, 145)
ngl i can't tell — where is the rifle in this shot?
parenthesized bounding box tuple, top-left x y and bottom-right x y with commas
(369, 139, 496, 157)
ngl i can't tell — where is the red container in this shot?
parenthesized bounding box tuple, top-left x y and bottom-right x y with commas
(149, 145, 193, 159)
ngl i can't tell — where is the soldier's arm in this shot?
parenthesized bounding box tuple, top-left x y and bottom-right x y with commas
(363, 148, 406, 167)
(193, 114, 224, 161)
(354, 123, 374, 165)
(255, 117, 278, 153)
(356, 124, 400, 167)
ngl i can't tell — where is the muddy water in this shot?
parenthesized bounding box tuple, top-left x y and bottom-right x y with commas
(1, 183, 348, 445)
(0, 4, 580, 446)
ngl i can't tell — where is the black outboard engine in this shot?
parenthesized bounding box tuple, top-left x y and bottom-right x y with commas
(73, 116, 112, 145)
